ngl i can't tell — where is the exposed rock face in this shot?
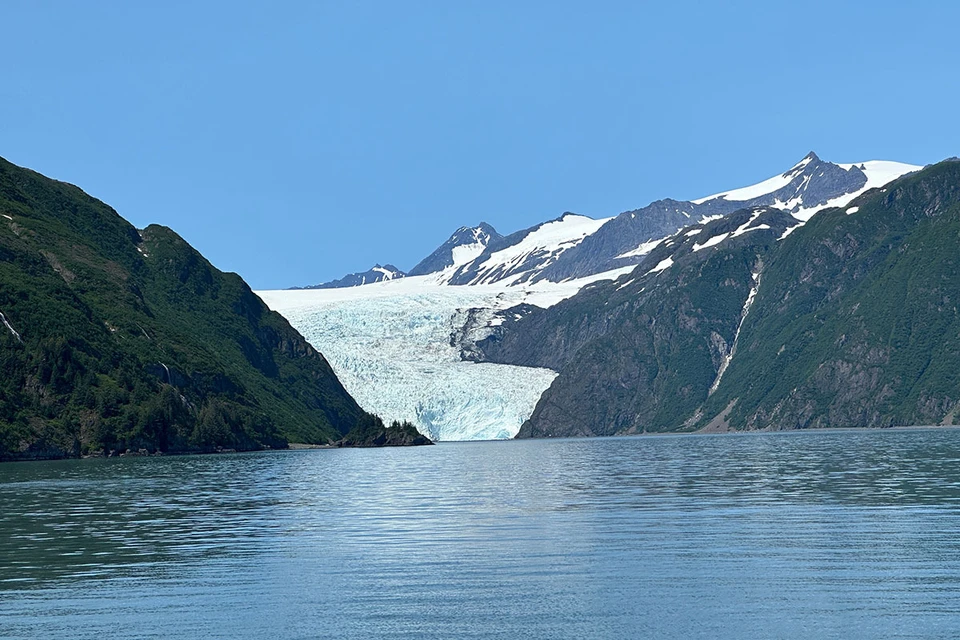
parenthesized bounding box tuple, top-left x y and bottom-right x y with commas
(702, 160, 960, 432)
(468, 161, 960, 438)
(443, 214, 603, 285)
(298, 153, 910, 293)
(533, 153, 870, 283)
(337, 417, 434, 447)
(408, 223, 501, 276)
(480, 208, 797, 437)
(295, 264, 406, 289)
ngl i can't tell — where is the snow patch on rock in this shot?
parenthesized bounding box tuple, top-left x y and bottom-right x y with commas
(693, 232, 730, 252)
(0, 310, 22, 343)
(615, 238, 662, 259)
(647, 256, 674, 274)
(710, 269, 761, 395)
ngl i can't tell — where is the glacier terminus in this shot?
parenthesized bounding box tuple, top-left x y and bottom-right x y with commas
(258, 153, 920, 441)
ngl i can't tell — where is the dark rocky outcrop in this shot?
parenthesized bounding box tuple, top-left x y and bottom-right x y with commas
(488, 161, 960, 438)
(479, 208, 797, 437)
(337, 415, 433, 447)
(294, 264, 406, 289)
(533, 153, 870, 283)
(408, 222, 501, 276)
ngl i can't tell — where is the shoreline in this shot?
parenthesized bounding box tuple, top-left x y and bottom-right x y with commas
(3, 424, 959, 463)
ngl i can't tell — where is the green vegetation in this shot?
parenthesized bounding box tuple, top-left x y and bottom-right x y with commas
(337, 414, 433, 447)
(703, 160, 960, 430)
(509, 161, 960, 437)
(493, 207, 794, 437)
(0, 156, 368, 460)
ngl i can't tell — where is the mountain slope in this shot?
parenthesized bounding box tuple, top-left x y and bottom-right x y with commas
(533, 153, 919, 282)
(307, 223, 502, 290)
(0, 156, 368, 459)
(699, 159, 960, 431)
(472, 207, 797, 436)
(445, 214, 613, 285)
(295, 153, 918, 294)
(258, 279, 566, 442)
(408, 222, 502, 276)
(262, 152, 923, 441)
(481, 160, 960, 437)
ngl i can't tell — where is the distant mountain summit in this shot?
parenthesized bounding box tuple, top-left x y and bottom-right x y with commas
(296, 223, 501, 290)
(444, 213, 610, 285)
(298, 152, 920, 290)
(296, 264, 406, 289)
(408, 222, 501, 276)
(692, 151, 863, 213)
(532, 152, 917, 282)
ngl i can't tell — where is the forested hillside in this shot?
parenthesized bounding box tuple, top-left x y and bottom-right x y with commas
(0, 157, 368, 459)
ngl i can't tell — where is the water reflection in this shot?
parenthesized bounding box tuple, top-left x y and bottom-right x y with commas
(2, 428, 960, 639)
(0, 454, 296, 585)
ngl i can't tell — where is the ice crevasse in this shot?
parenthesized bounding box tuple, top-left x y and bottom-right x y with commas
(257, 272, 630, 441)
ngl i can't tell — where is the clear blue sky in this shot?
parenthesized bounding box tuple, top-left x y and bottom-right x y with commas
(2, 1, 957, 288)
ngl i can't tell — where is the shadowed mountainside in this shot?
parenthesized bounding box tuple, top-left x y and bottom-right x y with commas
(0, 156, 371, 459)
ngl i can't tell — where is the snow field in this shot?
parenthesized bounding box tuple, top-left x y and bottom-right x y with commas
(259, 270, 630, 441)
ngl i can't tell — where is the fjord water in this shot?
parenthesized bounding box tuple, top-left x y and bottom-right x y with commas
(3, 430, 960, 639)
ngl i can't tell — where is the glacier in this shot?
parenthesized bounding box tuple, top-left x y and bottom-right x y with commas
(261, 153, 922, 442)
(258, 270, 630, 441)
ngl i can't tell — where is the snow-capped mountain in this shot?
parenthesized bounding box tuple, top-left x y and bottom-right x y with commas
(307, 152, 918, 291)
(692, 153, 921, 221)
(408, 222, 502, 276)
(444, 213, 613, 285)
(262, 152, 923, 441)
(295, 264, 405, 289)
(530, 153, 920, 282)
(488, 159, 960, 439)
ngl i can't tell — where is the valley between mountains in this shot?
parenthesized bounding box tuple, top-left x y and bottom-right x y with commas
(4, 151, 957, 457)
(258, 152, 960, 441)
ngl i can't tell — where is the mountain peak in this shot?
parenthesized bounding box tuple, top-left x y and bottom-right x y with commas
(784, 151, 822, 177)
(294, 264, 406, 289)
(407, 222, 504, 277)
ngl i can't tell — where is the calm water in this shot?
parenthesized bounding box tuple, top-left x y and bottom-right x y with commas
(3, 429, 960, 639)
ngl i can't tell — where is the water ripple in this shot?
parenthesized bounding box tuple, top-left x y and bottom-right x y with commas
(2, 428, 960, 639)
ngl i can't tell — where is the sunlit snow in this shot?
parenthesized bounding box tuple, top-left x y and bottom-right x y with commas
(789, 160, 920, 222)
(258, 268, 631, 441)
(371, 266, 400, 280)
(729, 210, 770, 238)
(450, 242, 486, 267)
(646, 257, 674, 274)
(691, 156, 814, 205)
(692, 232, 729, 252)
(615, 238, 663, 259)
(691, 157, 920, 215)
(454, 214, 612, 285)
(0, 310, 22, 343)
(709, 269, 760, 395)
(261, 155, 922, 441)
